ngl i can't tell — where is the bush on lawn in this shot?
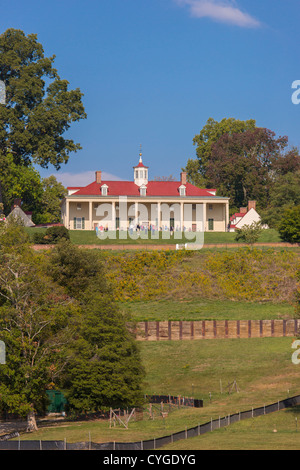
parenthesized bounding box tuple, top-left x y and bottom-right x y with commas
(33, 226, 70, 244)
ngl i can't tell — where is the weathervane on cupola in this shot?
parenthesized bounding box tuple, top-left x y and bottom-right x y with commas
(133, 144, 149, 187)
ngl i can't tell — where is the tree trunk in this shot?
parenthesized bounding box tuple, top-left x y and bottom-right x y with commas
(26, 408, 38, 432)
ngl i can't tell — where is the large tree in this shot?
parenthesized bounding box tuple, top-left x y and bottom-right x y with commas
(0, 152, 43, 215)
(205, 127, 288, 209)
(34, 175, 67, 224)
(183, 117, 256, 185)
(0, 28, 86, 202)
(48, 241, 145, 413)
(261, 170, 300, 229)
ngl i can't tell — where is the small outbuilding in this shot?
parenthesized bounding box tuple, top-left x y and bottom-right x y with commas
(229, 201, 267, 232)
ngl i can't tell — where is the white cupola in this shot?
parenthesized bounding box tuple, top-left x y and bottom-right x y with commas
(133, 152, 149, 187)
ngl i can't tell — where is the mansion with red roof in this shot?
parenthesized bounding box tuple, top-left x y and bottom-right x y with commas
(61, 154, 230, 232)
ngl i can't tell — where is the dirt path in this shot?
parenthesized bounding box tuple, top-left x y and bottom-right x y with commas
(32, 242, 298, 251)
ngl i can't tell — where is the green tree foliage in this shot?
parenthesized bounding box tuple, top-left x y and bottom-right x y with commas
(0, 152, 43, 215)
(0, 154, 67, 223)
(278, 206, 300, 244)
(235, 221, 263, 246)
(0, 227, 145, 423)
(260, 148, 300, 229)
(32, 225, 70, 244)
(181, 158, 206, 187)
(0, 221, 74, 425)
(261, 171, 300, 229)
(206, 128, 288, 209)
(188, 117, 256, 182)
(0, 28, 86, 171)
(34, 175, 67, 224)
(48, 241, 145, 414)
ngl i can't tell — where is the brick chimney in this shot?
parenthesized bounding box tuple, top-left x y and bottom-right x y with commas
(248, 200, 256, 211)
(95, 171, 102, 184)
(11, 198, 22, 210)
(240, 207, 247, 214)
(180, 172, 187, 185)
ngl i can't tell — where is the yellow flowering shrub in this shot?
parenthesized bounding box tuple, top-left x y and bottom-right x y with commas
(101, 248, 300, 303)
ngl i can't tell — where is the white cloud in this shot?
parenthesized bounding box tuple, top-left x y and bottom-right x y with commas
(175, 0, 261, 28)
(51, 171, 124, 188)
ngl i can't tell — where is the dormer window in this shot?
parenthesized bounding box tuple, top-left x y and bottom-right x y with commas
(179, 185, 186, 197)
(140, 184, 147, 197)
(101, 184, 108, 196)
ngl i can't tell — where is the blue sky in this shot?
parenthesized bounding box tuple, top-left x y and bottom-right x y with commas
(1, 0, 300, 186)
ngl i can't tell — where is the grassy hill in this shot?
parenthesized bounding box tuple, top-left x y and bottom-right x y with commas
(17, 228, 300, 449)
(16, 337, 300, 450)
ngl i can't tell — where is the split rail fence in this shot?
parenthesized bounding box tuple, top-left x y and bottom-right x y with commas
(134, 319, 300, 341)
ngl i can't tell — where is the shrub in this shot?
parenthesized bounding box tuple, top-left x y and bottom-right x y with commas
(33, 226, 70, 244)
(278, 206, 300, 244)
(235, 221, 263, 245)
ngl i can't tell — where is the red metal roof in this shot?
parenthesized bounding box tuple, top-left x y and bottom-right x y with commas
(134, 161, 149, 168)
(230, 212, 246, 220)
(69, 180, 218, 197)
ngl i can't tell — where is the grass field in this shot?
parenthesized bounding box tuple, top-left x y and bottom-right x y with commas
(16, 337, 300, 449)
(27, 227, 285, 246)
(119, 299, 296, 321)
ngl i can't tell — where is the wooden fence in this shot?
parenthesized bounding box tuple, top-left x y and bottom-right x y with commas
(133, 319, 300, 341)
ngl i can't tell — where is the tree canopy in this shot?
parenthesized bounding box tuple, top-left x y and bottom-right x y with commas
(190, 117, 256, 178)
(278, 206, 300, 244)
(206, 127, 288, 209)
(0, 28, 86, 171)
(0, 224, 145, 425)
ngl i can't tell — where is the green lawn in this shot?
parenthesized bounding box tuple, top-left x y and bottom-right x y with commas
(70, 228, 282, 245)
(120, 299, 296, 321)
(26, 227, 285, 246)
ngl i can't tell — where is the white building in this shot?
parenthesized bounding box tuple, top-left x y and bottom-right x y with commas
(229, 201, 265, 232)
(61, 154, 230, 233)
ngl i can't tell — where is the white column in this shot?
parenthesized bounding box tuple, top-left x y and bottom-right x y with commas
(226, 201, 229, 232)
(157, 202, 161, 229)
(112, 201, 116, 230)
(89, 201, 93, 230)
(180, 202, 184, 231)
(135, 202, 139, 226)
(203, 202, 207, 232)
(66, 199, 70, 229)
